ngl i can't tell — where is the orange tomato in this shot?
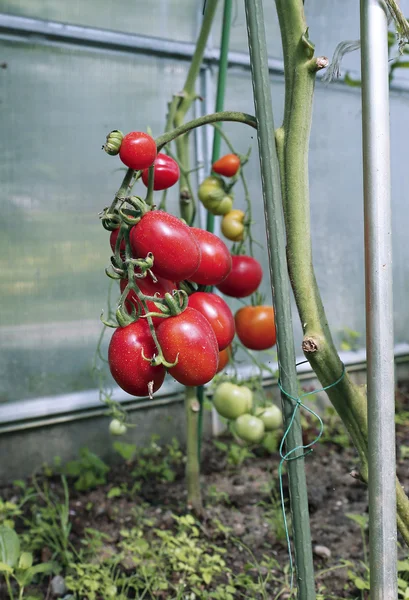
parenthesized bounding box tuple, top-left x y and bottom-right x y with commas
(212, 154, 241, 178)
(216, 345, 232, 373)
(235, 305, 276, 351)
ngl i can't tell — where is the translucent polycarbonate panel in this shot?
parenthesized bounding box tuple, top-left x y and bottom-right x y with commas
(222, 69, 409, 354)
(0, 39, 190, 402)
(0, 0, 199, 42)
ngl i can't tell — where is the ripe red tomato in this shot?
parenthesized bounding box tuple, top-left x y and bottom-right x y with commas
(141, 153, 180, 190)
(120, 275, 176, 326)
(212, 154, 241, 178)
(108, 321, 166, 396)
(216, 255, 263, 298)
(156, 307, 219, 386)
(188, 292, 234, 350)
(235, 305, 276, 350)
(110, 228, 125, 253)
(188, 228, 232, 286)
(217, 345, 232, 373)
(119, 131, 157, 170)
(130, 211, 201, 281)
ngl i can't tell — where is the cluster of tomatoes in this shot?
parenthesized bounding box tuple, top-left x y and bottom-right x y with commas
(103, 130, 278, 408)
(213, 382, 282, 444)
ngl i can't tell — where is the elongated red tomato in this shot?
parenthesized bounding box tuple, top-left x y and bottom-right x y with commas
(156, 307, 219, 386)
(120, 275, 176, 326)
(130, 211, 201, 281)
(110, 228, 125, 253)
(188, 228, 232, 286)
(108, 321, 166, 396)
(141, 153, 180, 190)
(188, 292, 234, 350)
(119, 131, 157, 170)
(216, 255, 262, 298)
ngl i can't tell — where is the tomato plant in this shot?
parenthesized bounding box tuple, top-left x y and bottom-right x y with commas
(233, 414, 265, 444)
(156, 307, 219, 386)
(141, 153, 180, 190)
(130, 211, 201, 281)
(187, 292, 235, 350)
(119, 131, 157, 170)
(221, 209, 245, 241)
(120, 275, 175, 326)
(216, 345, 232, 373)
(235, 305, 276, 350)
(216, 255, 262, 298)
(188, 228, 232, 286)
(212, 153, 241, 178)
(108, 321, 166, 397)
(213, 382, 252, 419)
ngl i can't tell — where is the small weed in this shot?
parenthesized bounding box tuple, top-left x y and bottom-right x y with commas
(64, 448, 110, 491)
(206, 484, 231, 506)
(114, 435, 183, 483)
(213, 440, 255, 468)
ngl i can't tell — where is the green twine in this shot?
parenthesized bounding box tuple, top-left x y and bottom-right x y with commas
(277, 362, 346, 589)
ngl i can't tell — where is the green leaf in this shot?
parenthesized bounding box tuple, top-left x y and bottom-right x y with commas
(0, 526, 20, 567)
(0, 561, 13, 573)
(344, 72, 362, 88)
(107, 487, 122, 499)
(113, 441, 137, 461)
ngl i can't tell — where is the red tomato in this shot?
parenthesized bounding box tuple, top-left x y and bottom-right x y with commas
(235, 305, 276, 350)
(130, 211, 201, 281)
(120, 275, 176, 326)
(188, 228, 232, 286)
(141, 153, 180, 190)
(110, 228, 125, 253)
(119, 131, 157, 170)
(216, 255, 262, 298)
(212, 154, 241, 178)
(156, 307, 219, 386)
(108, 321, 166, 396)
(188, 292, 234, 350)
(217, 345, 232, 373)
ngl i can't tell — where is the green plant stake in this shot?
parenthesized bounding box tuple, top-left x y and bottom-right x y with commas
(244, 0, 316, 596)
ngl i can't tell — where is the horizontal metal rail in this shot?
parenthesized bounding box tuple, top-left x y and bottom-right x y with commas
(2, 13, 409, 92)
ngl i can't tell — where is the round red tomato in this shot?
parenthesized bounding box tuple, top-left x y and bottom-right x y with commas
(120, 275, 176, 326)
(156, 307, 219, 386)
(217, 345, 232, 373)
(130, 211, 201, 281)
(119, 131, 157, 170)
(108, 321, 166, 396)
(235, 305, 276, 350)
(188, 228, 232, 286)
(212, 154, 241, 178)
(188, 292, 234, 350)
(110, 228, 126, 253)
(141, 153, 180, 190)
(216, 255, 262, 298)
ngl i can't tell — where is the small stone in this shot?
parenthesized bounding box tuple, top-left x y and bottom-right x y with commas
(313, 544, 332, 559)
(51, 575, 67, 596)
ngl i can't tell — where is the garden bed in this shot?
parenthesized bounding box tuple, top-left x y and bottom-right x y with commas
(1, 383, 409, 599)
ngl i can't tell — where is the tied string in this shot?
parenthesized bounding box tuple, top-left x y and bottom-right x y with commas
(277, 362, 346, 590)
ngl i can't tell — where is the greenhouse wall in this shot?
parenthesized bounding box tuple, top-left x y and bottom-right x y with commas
(1, 0, 409, 480)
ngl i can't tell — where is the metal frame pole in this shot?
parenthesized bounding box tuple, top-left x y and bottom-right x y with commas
(360, 1, 397, 598)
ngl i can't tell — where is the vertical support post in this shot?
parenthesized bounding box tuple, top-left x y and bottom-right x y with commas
(244, 1, 316, 597)
(360, 1, 397, 598)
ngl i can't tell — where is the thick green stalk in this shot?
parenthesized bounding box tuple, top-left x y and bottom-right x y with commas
(173, 0, 219, 225)
(245, 1, 315, 597)
(185, 386, 202, 513)
(274, 0, 409, 544)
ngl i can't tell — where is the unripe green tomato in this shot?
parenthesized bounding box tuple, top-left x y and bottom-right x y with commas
(213, 382, 253, 419)
(198, 176, 226, 209)
(109, 419, 127, 436)
(233, 414, 265, 444)
(256, 405, 282, 431)
(210, 195, 234, 216)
